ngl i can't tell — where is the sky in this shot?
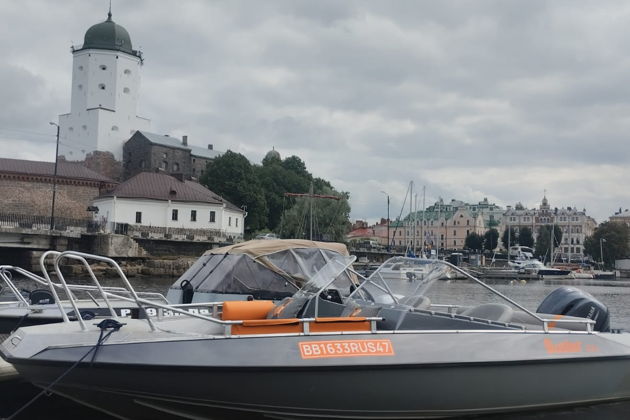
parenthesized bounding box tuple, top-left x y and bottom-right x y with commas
(1, 0, 629, 224)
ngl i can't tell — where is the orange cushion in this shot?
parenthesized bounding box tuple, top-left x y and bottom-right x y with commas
(221, 300, 275, 320)
(311, 317, 371, 332)
(232, 318, 302, 335)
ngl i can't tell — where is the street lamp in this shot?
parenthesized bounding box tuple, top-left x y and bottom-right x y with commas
(599, 237, 607, 268)
(49, 122, 60, 231)
(380, 191, 390, 252)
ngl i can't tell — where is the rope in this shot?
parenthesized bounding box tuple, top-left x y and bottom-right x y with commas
(6, 319, 125, 420)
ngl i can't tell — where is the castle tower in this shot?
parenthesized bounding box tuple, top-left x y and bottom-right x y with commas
(58, 10, 150, 162)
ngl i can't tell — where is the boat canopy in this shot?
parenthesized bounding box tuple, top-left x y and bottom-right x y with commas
(171, 239, 352, 300)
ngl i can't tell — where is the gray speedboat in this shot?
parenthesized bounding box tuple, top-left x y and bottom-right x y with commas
(2, 253, 630, 419)
(0, 250, 169, 334)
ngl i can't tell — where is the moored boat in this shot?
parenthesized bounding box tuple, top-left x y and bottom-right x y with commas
(2, 253, 630, 419)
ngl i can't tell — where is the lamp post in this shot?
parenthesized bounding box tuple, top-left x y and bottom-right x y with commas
(600, 237, 606, 268)
(49, 122, 60, 231)
(380, 191, 390, 252)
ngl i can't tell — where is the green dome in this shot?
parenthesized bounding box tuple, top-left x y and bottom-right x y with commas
(80, 12, 137, 56)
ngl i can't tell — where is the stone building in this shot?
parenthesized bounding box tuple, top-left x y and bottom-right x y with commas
(58, 10, 150, 164)
(389, 198, 494, 252)
(0, 158, 117, 220)
(502, 196, 597, 258)
(123, 131, 221, 180)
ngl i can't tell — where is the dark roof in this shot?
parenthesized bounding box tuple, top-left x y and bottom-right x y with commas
(79, 12, 138, 57)
(0, 158, 115, 183)
(136, 131, 189, 150)
(98, 172, 242, 211)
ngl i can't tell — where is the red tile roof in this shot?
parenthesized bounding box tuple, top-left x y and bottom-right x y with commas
(0, 158, 115, 183)
(98, 172, 242, 211)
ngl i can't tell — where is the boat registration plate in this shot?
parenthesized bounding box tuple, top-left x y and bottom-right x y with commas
(299, 339, 395, 359)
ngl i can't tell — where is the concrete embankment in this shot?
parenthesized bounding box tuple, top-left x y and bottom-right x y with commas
(59, 256, 198, 278)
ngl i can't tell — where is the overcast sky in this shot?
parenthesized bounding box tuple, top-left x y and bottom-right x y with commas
(1, 0, 629, 224)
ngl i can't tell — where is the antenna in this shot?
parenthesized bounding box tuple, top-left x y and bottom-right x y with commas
(107, 0, 112, 20)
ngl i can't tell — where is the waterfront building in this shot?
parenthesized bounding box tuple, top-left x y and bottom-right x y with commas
(91, 172, 244, 239)
(389, 198, 496, 252)
(502, 195, 596, 258)
(347, 219, 389, 247)
(610, 208, 630, 227)
(0, 157, 116, 220)
(58, 10, 150, 164)
(123, 132, 222, 181)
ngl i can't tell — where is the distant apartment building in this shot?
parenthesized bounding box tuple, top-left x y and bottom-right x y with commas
(502, 196, 596, 257)
(389, 198, 498, 252)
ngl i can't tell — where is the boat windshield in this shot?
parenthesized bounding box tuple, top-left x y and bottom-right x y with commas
(294, 255, 357, 298)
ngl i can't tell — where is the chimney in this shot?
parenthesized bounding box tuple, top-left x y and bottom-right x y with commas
(182, 135, 188, 146)
(208, 144, 213, 150)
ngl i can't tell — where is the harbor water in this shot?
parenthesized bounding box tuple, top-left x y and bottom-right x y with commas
(2, 274, 630, 419)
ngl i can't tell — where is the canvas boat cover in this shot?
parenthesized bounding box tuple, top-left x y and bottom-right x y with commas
(172, 239, 352, 300)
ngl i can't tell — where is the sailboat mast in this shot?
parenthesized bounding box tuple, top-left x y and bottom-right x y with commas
(421, 186, 426, 257)
(309, 182, 313, 240)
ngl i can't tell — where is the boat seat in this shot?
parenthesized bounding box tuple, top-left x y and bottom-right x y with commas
(459, 303, 513, 323)
(340, 303, 382, 317)
(399, 295, 431, 309)
(267, 297, 310, 319)
(221, 300, 275, 320)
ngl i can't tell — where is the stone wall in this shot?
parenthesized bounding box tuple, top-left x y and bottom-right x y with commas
(191, 156, 211, 179)
(123, 134, 192, 180)
(0, 179, 102, 219)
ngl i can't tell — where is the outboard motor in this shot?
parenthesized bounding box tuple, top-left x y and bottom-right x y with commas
(29, 289, 55, 305)
(180, 280, 194, 304)
(537, 287, 610, 332)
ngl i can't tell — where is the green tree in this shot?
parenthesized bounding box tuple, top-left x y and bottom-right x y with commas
(200, 150, 268, 233)
(255, 156, 310, 231)
(518, 227, 534, 248)
(584, 222, 630, 268)
(484, 228, 499, 251)
(465, 232, 484, 252)
(279, 183, 350, 242)
(534, 225, 563, 262)
(501, 227, 518, 249)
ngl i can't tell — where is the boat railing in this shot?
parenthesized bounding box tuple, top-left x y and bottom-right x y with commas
(0, 263, 167, 307)
(444, 260, 596, 333)
(41, 250, 383, 336)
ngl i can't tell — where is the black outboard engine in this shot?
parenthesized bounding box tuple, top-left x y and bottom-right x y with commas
(29, 289, 55, 305)
(537, 287, 610, 332)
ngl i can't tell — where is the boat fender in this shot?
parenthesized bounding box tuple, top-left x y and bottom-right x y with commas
(180, 279, 194, 304)
(536, 286, 610, 332)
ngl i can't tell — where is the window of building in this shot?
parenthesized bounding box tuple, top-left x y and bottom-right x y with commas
(78, 65, 84, 71)
(123, 87, 130, 94)
(172, 209, 178, 221)
(235, 218, 238, 227)
(162, 152, 167, 159)
(209, 211, 216, 223)
(229, 217, 232, 226)
(466, 220, 470, 225)
(135, 212, 142, 223)
(111, 125, 118, 131)
(98, 83, 106, 90)
(161, 161, 168, 170)
(99, 64, 107, 70)
(78, 84, 83, 90)
(191, 210, 197, 222)
(453, 230, 456, 236)
(173, 163, 180, 172)
(140, 160, 145, 168)
(124, 69, 131, 75)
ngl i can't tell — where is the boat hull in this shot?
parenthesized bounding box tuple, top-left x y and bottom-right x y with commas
(6, 331, 630, 419)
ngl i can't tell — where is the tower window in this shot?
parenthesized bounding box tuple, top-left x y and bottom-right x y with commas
(78, 65, 84, 71)
(111, 126, 119, 131)
(123, 87, 130, 94)
(173, 163, 180, 171)
(124, 69, 131, 75)
(99, 65, 107, 71)
(98, 83, 106, 90)
(78, 84, 83, 90)
(68, 127, 74, 131)
(82, 125, 87, 130)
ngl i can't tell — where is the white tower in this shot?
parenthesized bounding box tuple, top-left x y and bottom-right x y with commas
(58, 10, 150, 161)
